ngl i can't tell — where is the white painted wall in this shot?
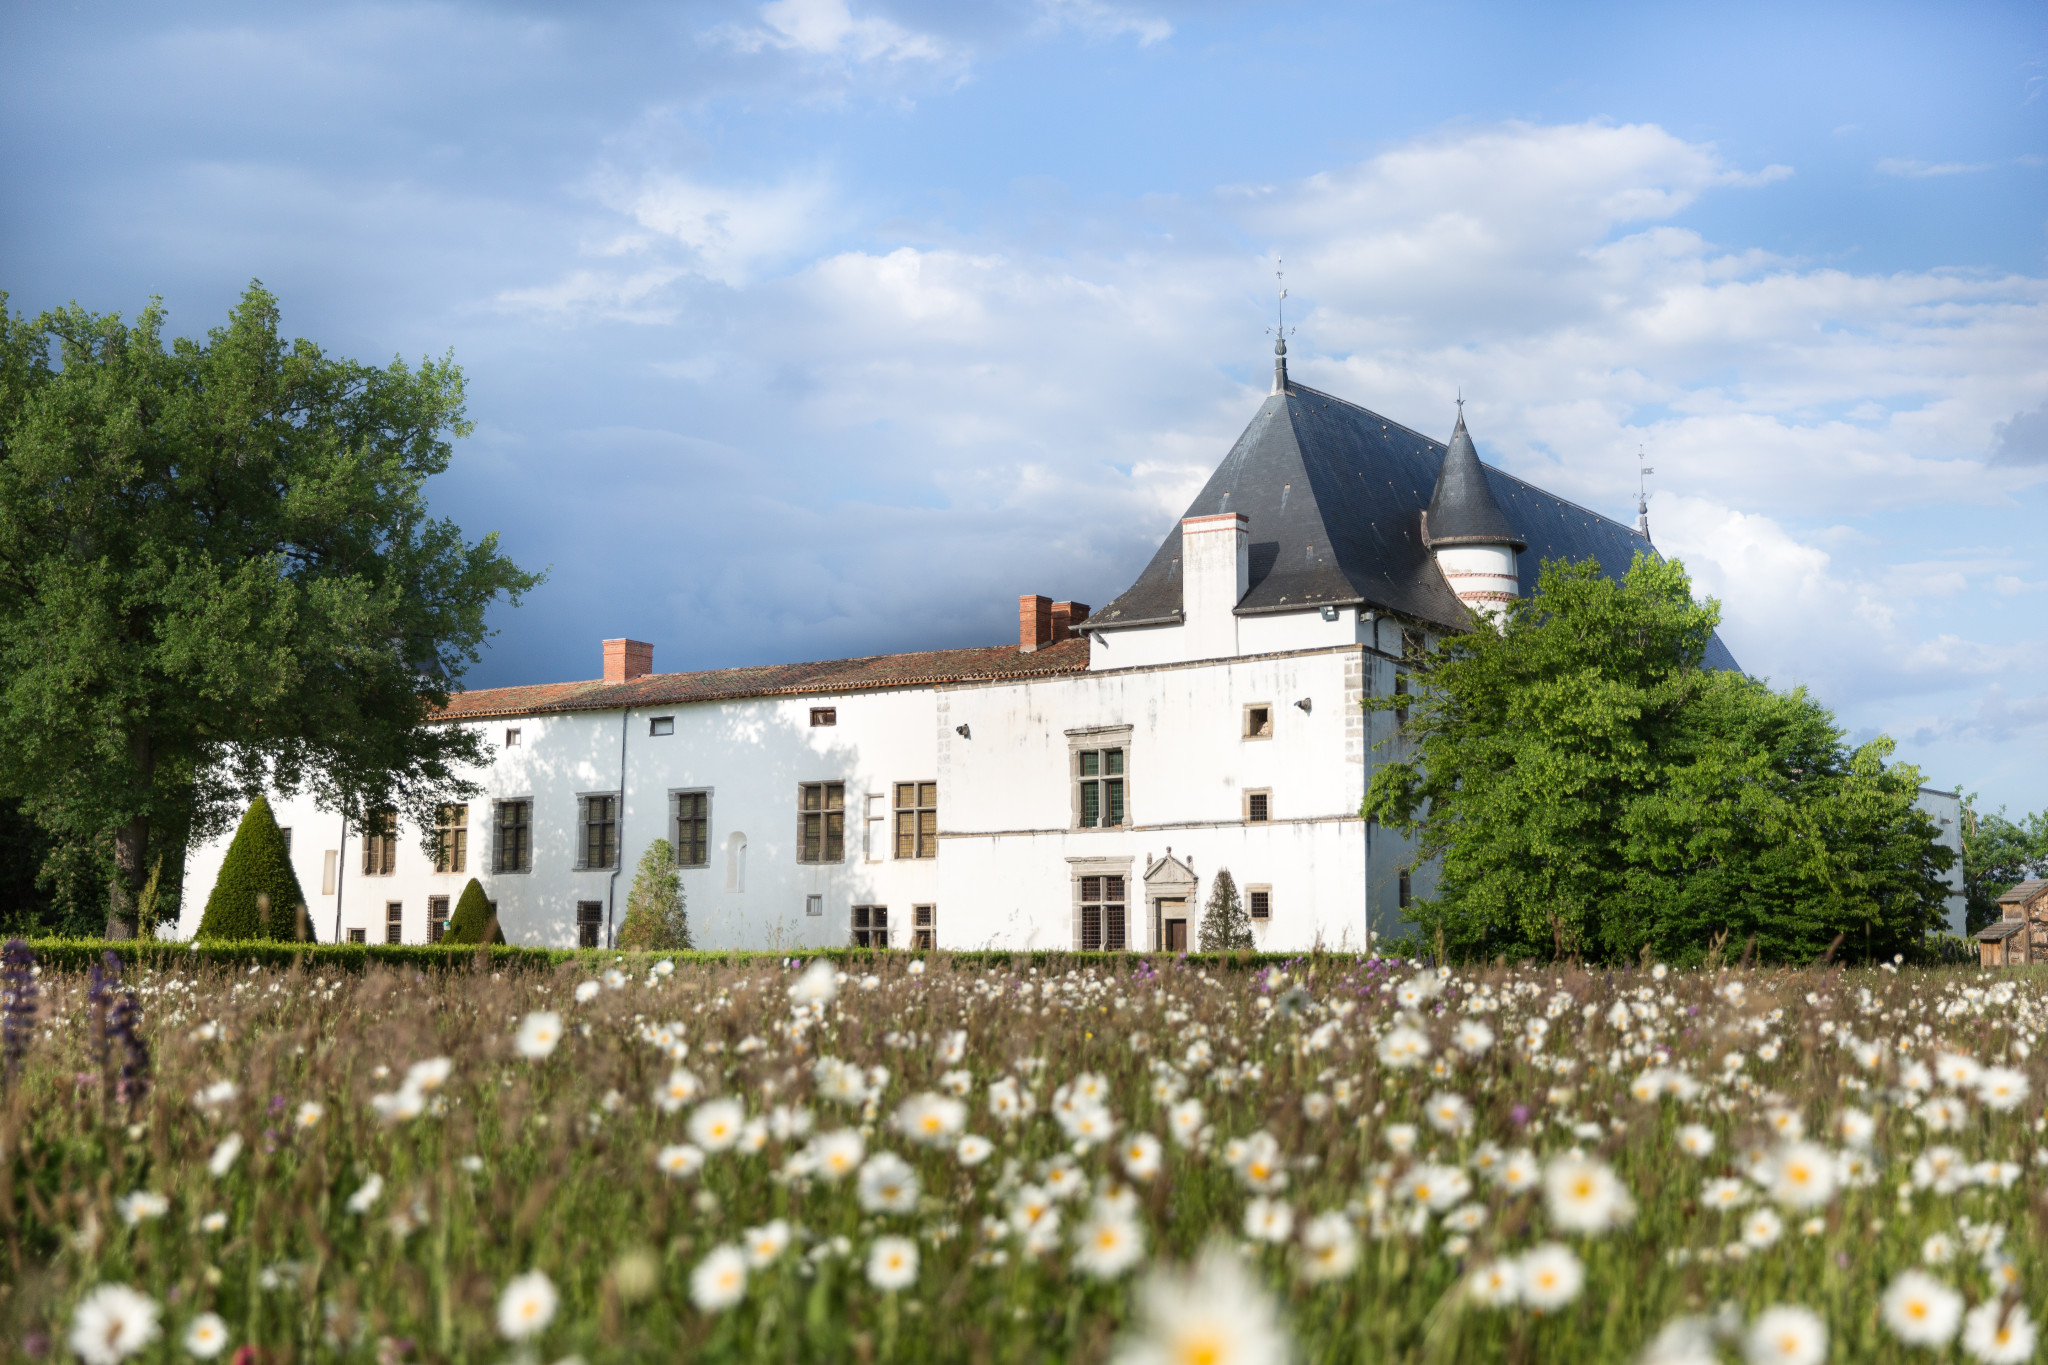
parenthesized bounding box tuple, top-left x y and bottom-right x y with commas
(177, 631, 1435, 953)
(1914, 787, 1966, 936)
(1429, 543, 1518, 624)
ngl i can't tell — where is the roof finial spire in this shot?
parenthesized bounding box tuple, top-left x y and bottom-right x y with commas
(1635, 445, 1654, 543)
(1266, 261, 1293, 395)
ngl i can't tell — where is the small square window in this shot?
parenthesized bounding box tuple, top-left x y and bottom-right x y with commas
(505, 728, 522, 747)
(1248, 886, 1272, 920)
(806, 894, 824, 917)
(1244, 704, 1272, 739)
(347, 927, 367, 944)
(1245, 790, 1271, 823)
(649, 716, 674, 736)
(811, 707, 837, 727)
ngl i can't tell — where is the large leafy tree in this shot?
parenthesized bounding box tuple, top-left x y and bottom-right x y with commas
(1961, 803, 2048, 933)
(1364, 554, 1953, 965)
(0, 285, 540, 938)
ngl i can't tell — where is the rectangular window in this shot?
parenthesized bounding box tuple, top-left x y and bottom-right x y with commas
(385, 901, 403, 945)
(894, 781, 938, 859)
(505, 727, 521, 747)
(434, 804, 468, 874)
(427, 895, 450, 944)
(1248, 886, 1272, 921)
(1399, 869, 1411, 909)
(811, 707, 837, 727)
(673, 791, 709, 867)
(1077, 749, 1126, 828)
(321, 850, 337, 896)
(913, 904, 935, 951)
(1246, 790, 1271, 823)
(361, 811, 398, 876)
(798, 782, 846, 863)
(1244, 704, 1273, 739)
(494, 800, 532, 874)
(1394, 671, 1410, 728)
(852, 904, 888, 948)
(649, 716, 674, 736)
(1078, 875, 1126, 951)
(279, 826, 293, 854)
(576, 900, 603, 949)
(580, 794, 619, 870)
(864, 793, 887, 861)
(806, 894, 823, 917)
(347, 927, 367, 944)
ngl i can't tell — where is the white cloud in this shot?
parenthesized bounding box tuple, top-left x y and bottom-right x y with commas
(1033, 0, 1172, 46)
(1875, 157, 1993, 178)
(710, 0, 952, 65)
(494, 117, 2048, 761)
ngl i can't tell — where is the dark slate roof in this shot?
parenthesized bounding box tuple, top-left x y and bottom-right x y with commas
(1997, 879, 2048, 905)
(438, 639, 1090, 721)
(1426, 410, 1526, 549)
(1087, 381, 1741, 671)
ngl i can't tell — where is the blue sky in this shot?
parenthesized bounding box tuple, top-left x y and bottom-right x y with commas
(4, 0, 2045, 810)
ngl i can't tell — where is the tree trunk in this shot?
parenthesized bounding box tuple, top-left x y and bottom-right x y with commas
(105, 733, 154, 940)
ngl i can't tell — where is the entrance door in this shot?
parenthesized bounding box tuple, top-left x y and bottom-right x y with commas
(1158, 899, 1187, 952)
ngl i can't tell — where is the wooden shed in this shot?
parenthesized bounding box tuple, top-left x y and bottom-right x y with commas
(1979, 879, 2048, 967)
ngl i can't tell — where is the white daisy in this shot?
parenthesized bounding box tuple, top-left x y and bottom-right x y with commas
(808, 1129, 865, 1181)
(495, 1270, 557, 1342)
(1297, 1212, 1357, 1284)
(866, 1236, 919, 1291)
(1880, 1270, 1963, 1347)
(1961, 1300, 2036, 1364)
(1242, 1197, 1294, 1243)
(690, 1245, 747, 1312)
(894, 1092, 968, 1146)
(655, 1144, 705, 1179)
(515, 1012, 563, 1059)
(182, 1312, 230, 1360)
(68, 1284, 161, 1365)
(1073, 1206, 1146, 1279)
(856, 1152, 920, 1214)
(1675, 1124, 1716, 1158)
(1120, 1132, 1163, 1181)
(689, 1098, 746, 1153)
(1762, 1141, 1837, 1210)
(1543, 1153, 1634, 1233)
(1110, 1243, 1288, 1365)
(957, 1134, 995, 1166)
(742, 1219, 792, 1268)
(1517, 1243, 1584, 1310)
(1743, 1305, 1826, 1365)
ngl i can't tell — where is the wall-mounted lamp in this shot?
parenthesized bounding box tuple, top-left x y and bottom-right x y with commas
(1319, 604, 1339, 621)
(955, 724, 971, 739)
(1294, 698, 1313, 714)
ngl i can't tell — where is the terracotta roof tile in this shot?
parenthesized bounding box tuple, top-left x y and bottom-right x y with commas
(438, 638, 1091, 721)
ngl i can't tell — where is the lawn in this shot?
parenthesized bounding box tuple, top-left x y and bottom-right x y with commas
(2, 945, 2040, 1363)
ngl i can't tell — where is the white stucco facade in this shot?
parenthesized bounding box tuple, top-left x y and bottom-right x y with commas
(175, 627, 1433, 952)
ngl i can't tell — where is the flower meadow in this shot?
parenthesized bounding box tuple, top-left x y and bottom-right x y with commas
(4, 946, 2046, 1364)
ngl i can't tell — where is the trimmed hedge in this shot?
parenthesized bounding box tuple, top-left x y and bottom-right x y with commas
(196, 796, 313, 941)
(12, 938, 1400, 975)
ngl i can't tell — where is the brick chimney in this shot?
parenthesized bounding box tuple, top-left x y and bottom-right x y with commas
(1051, 601, 1090, 642)
(1018, 596, 1053, 653)
(603, 638, 654, 683)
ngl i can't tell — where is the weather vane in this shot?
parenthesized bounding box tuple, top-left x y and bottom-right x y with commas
(1267, 261, 1293, 346)
(1635, 445, 1655, 541)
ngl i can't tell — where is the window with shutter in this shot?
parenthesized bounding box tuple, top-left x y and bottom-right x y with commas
(385, 901, 403, 945)
(581, 794, 618, 870)
(494, 800, 531, 873)
(798, 782, 845, 863)
(674, 791, 710, 867)
(361, 810, 398, 876)
(434, 804, 468, 873)
(893, 781, 937, 859)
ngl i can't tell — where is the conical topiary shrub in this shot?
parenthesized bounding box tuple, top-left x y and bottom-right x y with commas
(1198, 867, 1254, 951)
(197, 796, 312, 941)
(442, 877, 504, 945)
(617, 838, 691, 950)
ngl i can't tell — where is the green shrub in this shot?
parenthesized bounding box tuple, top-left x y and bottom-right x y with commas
(442, 878, 504, 944)
(1198, 868, 1254, 950)
(196, 796, 313, 941)
(617, 839, 691, 950)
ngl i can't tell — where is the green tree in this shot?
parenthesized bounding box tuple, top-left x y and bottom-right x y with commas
(0, 285, 540, 937)
(617, 838, 691, 951)
(1961, 802, 2048, 933)
(442, 877, 504, 945)
(1364, 554, 1953, 965)
(1198, 868, 1253, 951)
(196, 796, 311, 940)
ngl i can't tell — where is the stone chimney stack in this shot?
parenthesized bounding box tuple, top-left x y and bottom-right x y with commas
(1180, 512, 1248, 660)
(603, 638, 654, 683)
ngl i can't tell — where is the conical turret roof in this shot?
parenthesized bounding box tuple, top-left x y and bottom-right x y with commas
(1084, 381, 1740, 669)
(1424, 409, 1526, 550)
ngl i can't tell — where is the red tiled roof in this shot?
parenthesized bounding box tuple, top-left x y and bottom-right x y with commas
(437, 638, 1091, 721)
